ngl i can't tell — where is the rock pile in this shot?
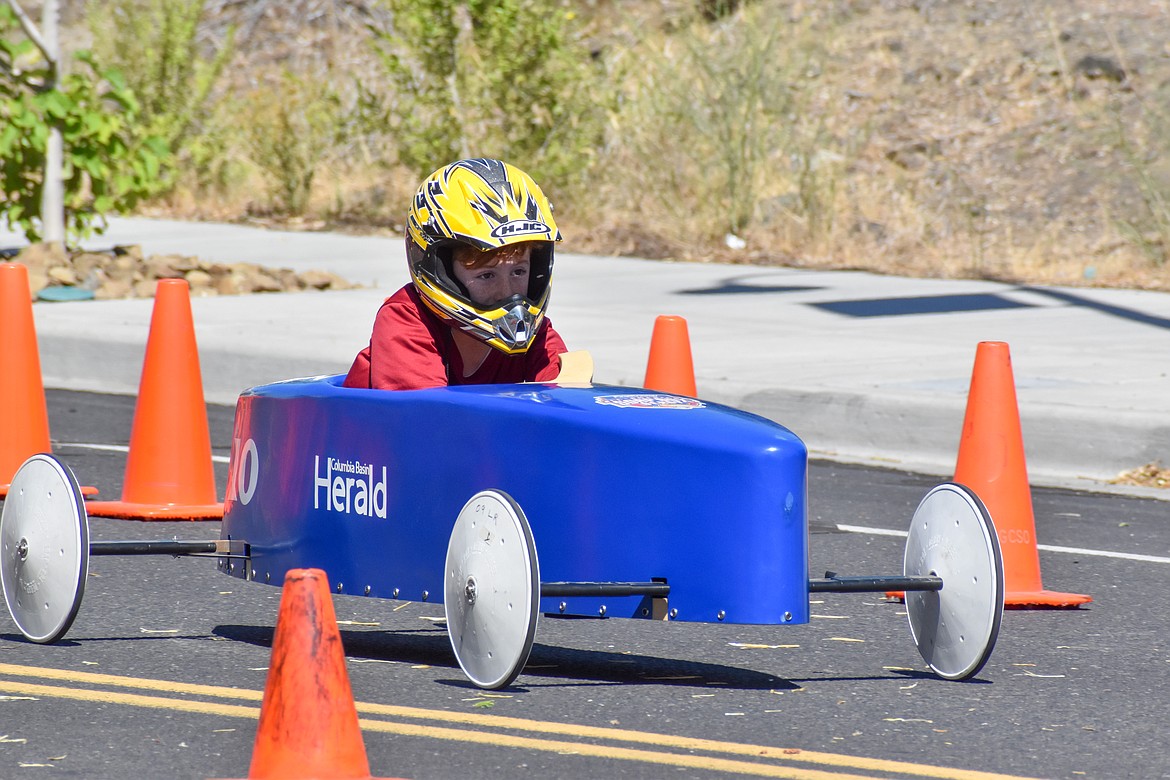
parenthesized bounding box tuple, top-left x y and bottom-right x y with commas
(5, 243, 356, 301)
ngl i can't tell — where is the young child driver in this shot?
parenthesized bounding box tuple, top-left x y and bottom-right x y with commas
(343, 158, 568, 390)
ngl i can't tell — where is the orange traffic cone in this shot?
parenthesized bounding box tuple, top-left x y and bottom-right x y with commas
(0, 263, 96, 498)
(643, 315, 697, 396)
(86, 279, 222, 520)
(953, 341, 1091, 608)
(234, 569, 403, 780)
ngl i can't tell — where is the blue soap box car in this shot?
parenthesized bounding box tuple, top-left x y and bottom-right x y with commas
(2, 356, 1004, 689)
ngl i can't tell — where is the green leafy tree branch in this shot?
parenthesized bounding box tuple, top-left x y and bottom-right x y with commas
(86, 0, 235, 193)
(0, 3, 171, 243)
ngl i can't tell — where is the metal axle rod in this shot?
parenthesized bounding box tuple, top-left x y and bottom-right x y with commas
(540, 581, 671, 598)
(89, 539, 248, 558)
(808, 573, 943, 594)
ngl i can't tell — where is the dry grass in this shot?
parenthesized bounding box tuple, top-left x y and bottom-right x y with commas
(60, 0, 1170, 290)
(1112, 461, 1170, 488)
(568, 0, 1170, 292)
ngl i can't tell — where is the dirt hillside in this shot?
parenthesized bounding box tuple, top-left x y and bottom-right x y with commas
(40, 1, 1170, 290)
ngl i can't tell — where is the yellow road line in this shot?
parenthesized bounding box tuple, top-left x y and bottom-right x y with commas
(0, 663, 1044, 780)
(0, 663, 264, 702)
(0, 678, 888, 780)
(359, 717, 890, 780)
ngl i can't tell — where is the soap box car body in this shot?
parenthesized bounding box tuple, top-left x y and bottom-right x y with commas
(2, 373, 1002, 689)
(220, 375, 811, 627)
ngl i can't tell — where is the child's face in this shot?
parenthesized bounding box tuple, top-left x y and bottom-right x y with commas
(452, 244, 533, 306)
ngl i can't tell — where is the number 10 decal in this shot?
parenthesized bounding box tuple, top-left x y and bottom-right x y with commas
(227, 437, 259, 506)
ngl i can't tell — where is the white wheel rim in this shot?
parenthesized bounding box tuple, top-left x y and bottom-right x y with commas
(1, 454, 89, 643)
(904, 483, 1004, 680)
(444, 490, 539, 689)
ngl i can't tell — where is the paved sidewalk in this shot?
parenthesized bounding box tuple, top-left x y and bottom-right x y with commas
(4, 216, 1169, 496)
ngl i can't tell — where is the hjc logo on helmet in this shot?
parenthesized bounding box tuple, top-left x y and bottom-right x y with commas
(491, 221, 550, 239)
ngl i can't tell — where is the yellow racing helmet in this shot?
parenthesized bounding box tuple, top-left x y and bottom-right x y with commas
(406, 158, 562, 354)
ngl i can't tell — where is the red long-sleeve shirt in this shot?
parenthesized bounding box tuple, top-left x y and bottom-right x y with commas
(343, 285, 566, 390)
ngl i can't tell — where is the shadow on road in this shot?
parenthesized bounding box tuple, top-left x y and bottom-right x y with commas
(209, 623, 945, 692)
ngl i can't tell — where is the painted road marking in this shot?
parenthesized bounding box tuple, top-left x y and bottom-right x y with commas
(0, 663, 1045, 780)
(58, 441, 231, 464)
(57, 441, 1167, 521)
(837, 524, 1170, 564)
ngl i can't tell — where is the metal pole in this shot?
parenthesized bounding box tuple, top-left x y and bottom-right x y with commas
(540, 582, 671, 598)
(808, 574, 943, 594)
(90, 539, 247, 558)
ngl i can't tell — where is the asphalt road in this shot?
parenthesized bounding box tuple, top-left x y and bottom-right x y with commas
(1, 390, 1168, 779)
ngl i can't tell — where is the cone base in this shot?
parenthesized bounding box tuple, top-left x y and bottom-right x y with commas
(1005, 590, 1092, 608)
(84, 500, 223, 521)
(888, 589, 1091, 608)
(1, 484, 98, 499)
(222, 775, 406, 779)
